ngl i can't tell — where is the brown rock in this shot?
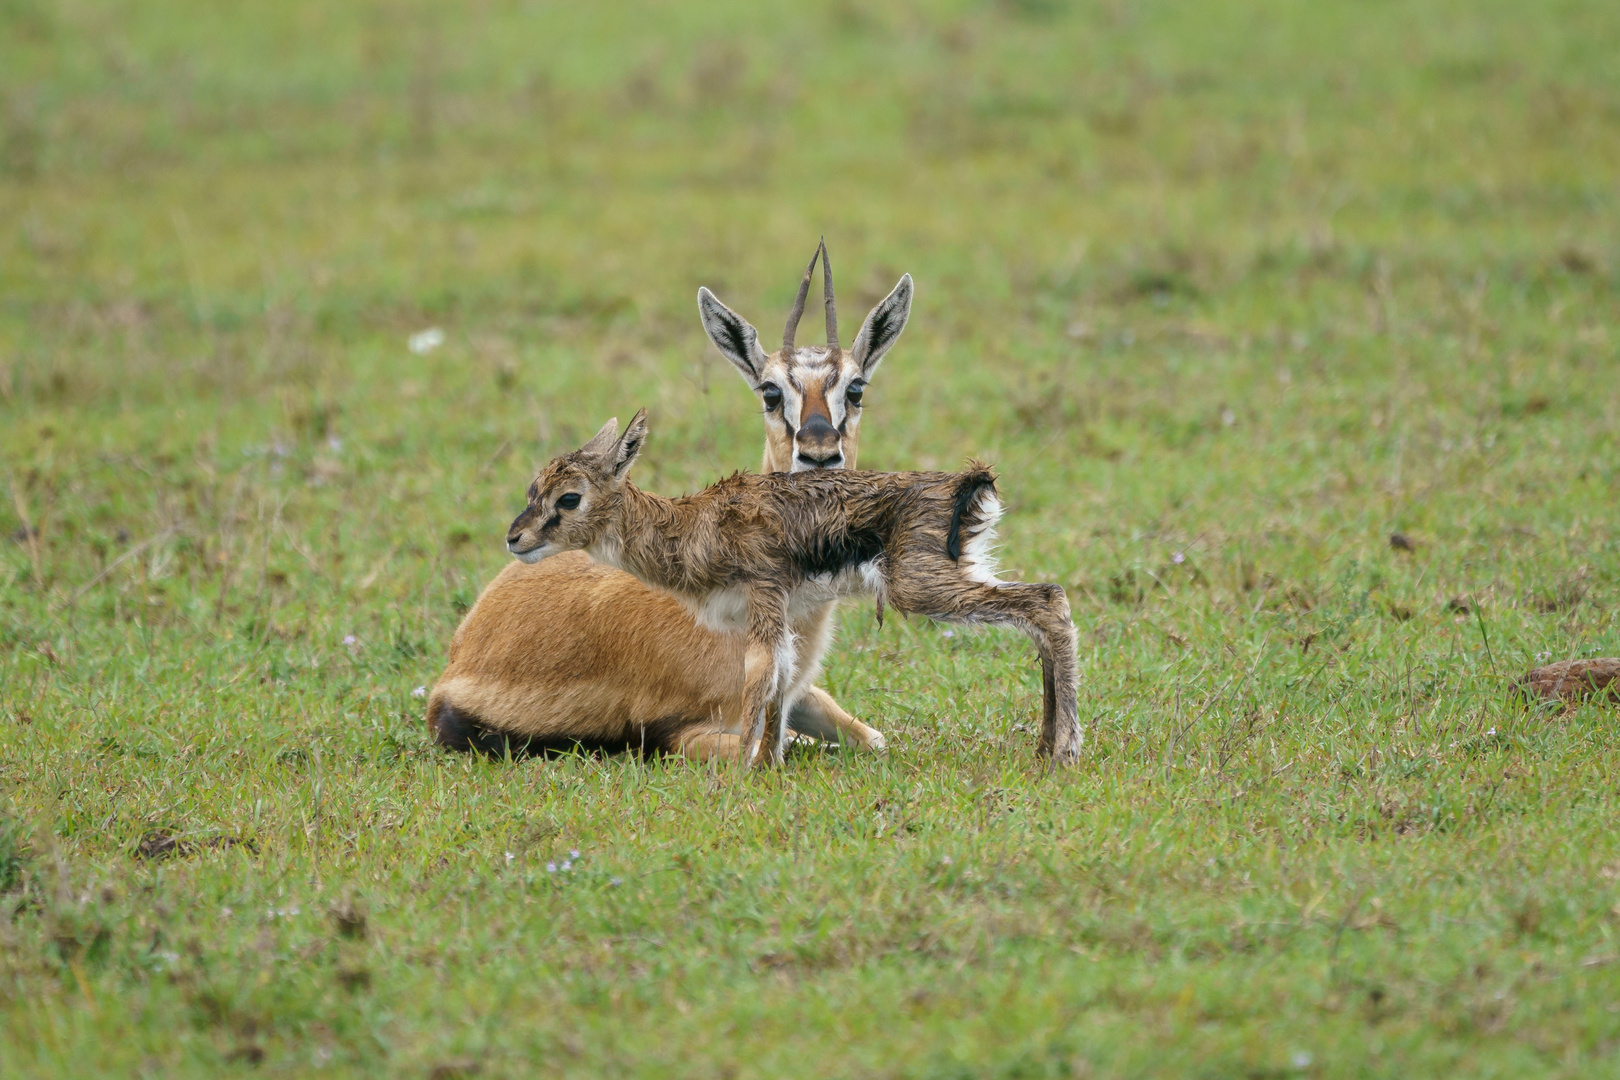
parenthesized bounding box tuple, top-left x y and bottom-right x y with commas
(1519, 658, 1620, 704)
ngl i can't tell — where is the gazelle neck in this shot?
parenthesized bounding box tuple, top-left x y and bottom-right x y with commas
(587, 483, 686, 591)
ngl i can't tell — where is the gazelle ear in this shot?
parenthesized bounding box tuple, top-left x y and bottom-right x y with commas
(698, 287, 770, 382)
(611, 408, 649, 480)
(849, 273, 913, 378)
(581, 417, 620, 458)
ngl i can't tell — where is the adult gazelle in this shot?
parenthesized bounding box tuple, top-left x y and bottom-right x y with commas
(427, 243, 913, 759)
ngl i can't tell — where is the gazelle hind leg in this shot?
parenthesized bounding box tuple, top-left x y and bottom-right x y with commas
(997, 582, 1079, 762)
(1031, 592, 1082, 763)
(894, 571, 1081, 764)
(675, 729, 744, 762)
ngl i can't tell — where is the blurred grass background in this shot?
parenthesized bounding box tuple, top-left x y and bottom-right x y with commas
(3, 1, 1620, 1077)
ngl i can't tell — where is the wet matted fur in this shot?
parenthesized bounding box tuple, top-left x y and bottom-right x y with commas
(506, 410, 1083, 768)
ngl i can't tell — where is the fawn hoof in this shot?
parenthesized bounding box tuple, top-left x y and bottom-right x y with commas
(1041, 729, 1084, 767)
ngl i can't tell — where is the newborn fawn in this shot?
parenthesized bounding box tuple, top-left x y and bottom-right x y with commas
(506, 410, 1081, 768)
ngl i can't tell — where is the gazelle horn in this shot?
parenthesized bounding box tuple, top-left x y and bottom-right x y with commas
(782, 243, 821, 355)
(821, 238, 838, 352)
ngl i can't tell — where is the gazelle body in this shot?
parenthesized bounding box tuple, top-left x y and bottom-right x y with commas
(507, 411, 1084, 767)
(427, 244, 913, 759)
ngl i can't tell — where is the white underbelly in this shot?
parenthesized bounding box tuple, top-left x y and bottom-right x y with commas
(794, 561, 882, 615)
(677, 562, 881, 632)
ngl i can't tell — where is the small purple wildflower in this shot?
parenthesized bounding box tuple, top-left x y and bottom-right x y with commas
(1172, 552, 1186, 564)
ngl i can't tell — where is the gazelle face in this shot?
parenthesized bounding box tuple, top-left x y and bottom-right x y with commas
(697, 243, 912, 477)
(752, 345, 868, 473)
(507, 412, 646, 564)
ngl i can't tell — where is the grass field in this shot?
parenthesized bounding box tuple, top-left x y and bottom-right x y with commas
(3, 0, 1620, 1075)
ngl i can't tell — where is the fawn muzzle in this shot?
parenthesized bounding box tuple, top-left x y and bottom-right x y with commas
(506, 505, 556, 560)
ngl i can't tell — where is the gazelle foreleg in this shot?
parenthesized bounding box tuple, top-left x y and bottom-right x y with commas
(782, 604, 887, 750)
(790, 687, 888, 750)
(742, 585, 794, 768)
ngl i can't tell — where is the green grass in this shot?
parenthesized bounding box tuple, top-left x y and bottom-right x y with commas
(3, 0, 1620, 1075)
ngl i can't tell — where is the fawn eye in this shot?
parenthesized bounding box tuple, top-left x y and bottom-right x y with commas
(556, 493, 582, 510)
(845, 380, 866, 407)
(760, 384, 783, 411)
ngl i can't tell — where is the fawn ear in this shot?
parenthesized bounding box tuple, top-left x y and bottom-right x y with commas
(581, 417, 620, 459)
(698, 287, 770, 382)
(610, 408, 648, 480)
(849, 273, 912, 378)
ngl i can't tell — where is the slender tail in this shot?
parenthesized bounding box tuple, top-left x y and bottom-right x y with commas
(946, 461, 1000, 561)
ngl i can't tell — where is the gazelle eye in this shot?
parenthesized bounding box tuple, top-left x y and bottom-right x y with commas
(846, 380, 866, 407)
(760, 384, 783, 411)
(556, 493, 582, 510)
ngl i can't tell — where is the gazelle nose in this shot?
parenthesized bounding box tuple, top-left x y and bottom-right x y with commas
(797, 414, 841, 467)
(796, 448, 844, 468)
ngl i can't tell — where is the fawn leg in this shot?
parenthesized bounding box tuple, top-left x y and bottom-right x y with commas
(987, 581, 1080, 763)
(1034, 590, 1082, 764)
(894, 569, 1081, 764)
(741, 586, 790, 769)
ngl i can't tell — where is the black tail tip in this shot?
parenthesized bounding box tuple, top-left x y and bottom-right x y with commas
(946, 464, 1000, 562)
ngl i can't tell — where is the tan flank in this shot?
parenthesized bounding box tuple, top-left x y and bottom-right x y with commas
(427, 243, 913, 759)
(505, 409, 1083, 768)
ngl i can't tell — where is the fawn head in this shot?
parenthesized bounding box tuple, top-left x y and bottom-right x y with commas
(697, 240, 912, 473)
(506, 409, 648, 564)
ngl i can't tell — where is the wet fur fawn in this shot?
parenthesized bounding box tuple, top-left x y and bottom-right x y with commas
(506, 410, 1083, 767)
(428, 243, 911, 759)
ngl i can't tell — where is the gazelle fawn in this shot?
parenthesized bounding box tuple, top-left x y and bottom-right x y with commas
(506, 410, 1084, 768)
(428, 244, 912, 758)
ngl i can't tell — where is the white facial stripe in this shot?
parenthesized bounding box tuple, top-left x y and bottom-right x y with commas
(780, 383, 804, 430)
